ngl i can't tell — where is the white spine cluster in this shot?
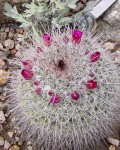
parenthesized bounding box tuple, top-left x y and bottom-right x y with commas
(7, 28, 120, 150)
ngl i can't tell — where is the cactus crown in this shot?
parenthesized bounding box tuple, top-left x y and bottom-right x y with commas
(8, 28, 120, 150)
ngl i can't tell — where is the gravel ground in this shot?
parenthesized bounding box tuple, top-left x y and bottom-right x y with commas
(0, 23, 120, 150)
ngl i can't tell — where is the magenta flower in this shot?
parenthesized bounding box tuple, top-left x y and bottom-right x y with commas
(34, 80, 40, 86)
(36, 47, 42, 53)
(89, 72, 95, 77)
(72, 30, 83, 44)
(35, 88, 43, 96)
(22, 60, 33, 69)
(86, 80, 97, 89)
(90, 52, 100, 62)
(48, 90, 54, 96)
(21, 69, 34, 80)
(50, 94, 61, 105)
(71, 91, 80, 100)
(43, 34, 51, 46)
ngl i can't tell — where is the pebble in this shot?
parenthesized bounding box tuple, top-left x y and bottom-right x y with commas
(0, 59, 5, 68)
(8, 132, 14, 138)
(5, 27, 10, 33)
(0, 92, 6, 101)
(17, 140, 23, 146)
(0, 32, 7, 41)
(10, 49, 17, 55)
(16, 28, 24, 34)
(0, 43, 3, 50)
(8, 31, 15, 39)
(107, 137, 120, 147)
(115, 56, 120, 64)
(0, 111, 6, 123)
(9, 145, 20, 150)
(4, 140, 11, 150)
(15, 137, 19, 142)
(0, 70, 9, 86)
(27, 146, 33, 150)
(15, 44, 20, 50)
(27, 141, 32, 146)
(104, 42, 115, 50)
(0, 136, 4, 146)
(4, 39, 15, 50)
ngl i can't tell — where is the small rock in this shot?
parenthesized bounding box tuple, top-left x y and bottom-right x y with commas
(0, 102, 6, 111)
(109, 145, 116, 150)
(4, 140, 11, 150)
(8, 31, 15, 39)
(15, 137, 19, 142)
(0, 124, 3, 132)
(10, 49, 17, 55)
(18, 140, 23, 146)
(0, 43, 3, 50)
(0, 92, 6, 101)
(16, 28, 24, 34)
(104, 42, 115, 50)
(27, 141, 32, 146)
(0, 111, 5, 123)
(1, 27, 5, 32)
(0, 32, 7, 41)
(0, 136, 4, 146)
(9, 145, 20, 150)
(108, 137, 120, 147)
(15, 44, 20, 50)
(4, 39, 15, 50)
(27, 146, 33, 150)
(0, 59, 5, 69)
(5, 27, 10, 33)
(8, 132, 14, 138)
(115, 56, 120, 64)
(0, 70, 9, 86)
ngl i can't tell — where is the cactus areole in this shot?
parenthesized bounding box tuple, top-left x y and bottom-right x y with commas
(8, 28, 120, 150)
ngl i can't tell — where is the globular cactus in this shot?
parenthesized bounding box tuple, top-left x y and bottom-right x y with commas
(8, 28, 120, 150)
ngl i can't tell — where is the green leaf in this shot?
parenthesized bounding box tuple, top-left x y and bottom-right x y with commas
(58, 17, 73, 25)
(82, 1, 94, 13)
(67, 0, 77, 9)
(19, 23, 31, 28)
(55, 2, 65, 10)
(52, 18, 60, 28)
(4, 2, 12, 11)
(73, 11, 83, 21)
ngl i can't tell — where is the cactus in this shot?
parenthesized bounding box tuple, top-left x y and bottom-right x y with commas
(8, 28, 120, 150)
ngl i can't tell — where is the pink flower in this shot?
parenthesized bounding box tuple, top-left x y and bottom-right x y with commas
(21, 69, 34, 80)
(90, 52, 100, 62)
(43, 34, 51, 46)
(22, 60, 33, 69)
(89, 72, 95, 77)
(36, 47, 42, 53)
(72, 30, 83, 44)
(71, 91, 80, 100)
(48, 90, 54, 96)
(63, 35, 69, 44)
(35, 88, 43, 96)
(50, 94, 61, 105)
(34, 80, 40, 86)
(86, 80, 97, 89)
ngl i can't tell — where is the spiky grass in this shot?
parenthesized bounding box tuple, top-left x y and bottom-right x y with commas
(7, 28, 120, 150)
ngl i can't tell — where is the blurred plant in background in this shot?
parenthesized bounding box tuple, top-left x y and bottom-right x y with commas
(4, 0, 95, 36)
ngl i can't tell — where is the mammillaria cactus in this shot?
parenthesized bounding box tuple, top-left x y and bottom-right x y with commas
(8, 28, 120, 150)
